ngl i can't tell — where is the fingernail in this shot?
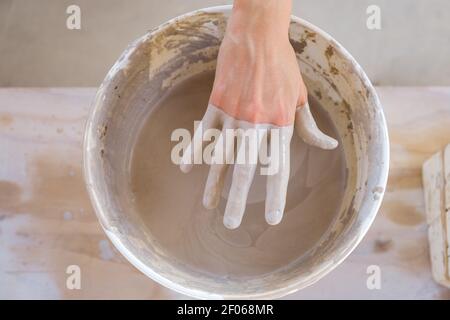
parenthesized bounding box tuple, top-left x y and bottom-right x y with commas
(322, 136, 339, 150)
(266, 210, 283, 225)
(223, 216, 240, 230)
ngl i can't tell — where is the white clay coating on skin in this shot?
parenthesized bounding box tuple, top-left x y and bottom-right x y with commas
(180, 103, 338, 229)
(130, 71, 347, 277)
(181, 104, 296, 229)
(295, 102, 339, 150)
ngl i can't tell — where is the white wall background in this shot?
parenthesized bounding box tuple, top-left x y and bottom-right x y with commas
(0, 0, 449, 86)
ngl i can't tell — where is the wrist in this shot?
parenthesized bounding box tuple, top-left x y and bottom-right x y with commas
(229, 0, 292, 39)
(233, 0, 292, 15)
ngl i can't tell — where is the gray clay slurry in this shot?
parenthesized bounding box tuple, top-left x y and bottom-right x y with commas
(130, 71, 347, 277)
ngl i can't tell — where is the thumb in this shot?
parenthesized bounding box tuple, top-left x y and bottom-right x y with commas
(295, 102, 339, 150)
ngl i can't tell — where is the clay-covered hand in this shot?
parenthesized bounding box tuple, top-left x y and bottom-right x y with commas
(180, 0, 338, 229)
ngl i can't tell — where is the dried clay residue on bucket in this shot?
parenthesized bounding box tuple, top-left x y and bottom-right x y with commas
(130, 71, 347, 277)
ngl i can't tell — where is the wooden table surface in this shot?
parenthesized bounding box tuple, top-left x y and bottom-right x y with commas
(1, 87, 450, 299)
